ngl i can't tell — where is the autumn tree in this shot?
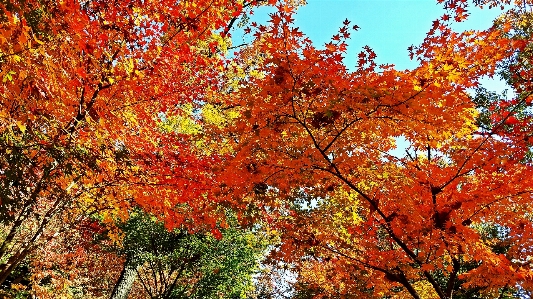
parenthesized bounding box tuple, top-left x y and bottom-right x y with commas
(26, 217, 123, 298)
(214, 2, 533, 298)
(0, 0, 281, 288)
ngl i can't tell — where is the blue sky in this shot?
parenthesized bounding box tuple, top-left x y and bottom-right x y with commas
(296, 0, 506, 70)
(238, 0, 506, 70)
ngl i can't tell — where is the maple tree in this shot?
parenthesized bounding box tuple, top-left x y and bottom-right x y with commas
(212, 2, 533, 298)
(27, 217, 123, 298)
(0, 0, 278, 289)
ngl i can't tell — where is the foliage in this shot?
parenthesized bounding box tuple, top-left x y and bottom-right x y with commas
(2, 0, 533, 298)
(213, 2, 533, 299)
(0, 0, 273, 287)
(15, 211, 269, 299)
(117, 211, 269, 299)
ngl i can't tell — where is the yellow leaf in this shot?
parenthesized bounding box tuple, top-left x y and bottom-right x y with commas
(33, 35, 44, 45)
(16, 121, 26, 133)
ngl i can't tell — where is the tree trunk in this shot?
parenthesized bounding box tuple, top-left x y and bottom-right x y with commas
(0, 248, 31, 286)
(110, 257, 138, 299)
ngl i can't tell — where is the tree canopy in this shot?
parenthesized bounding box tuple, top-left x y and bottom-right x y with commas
(1, 0, 533, 298)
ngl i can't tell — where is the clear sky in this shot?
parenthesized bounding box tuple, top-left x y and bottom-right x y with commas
(239, 0, 506, 70)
